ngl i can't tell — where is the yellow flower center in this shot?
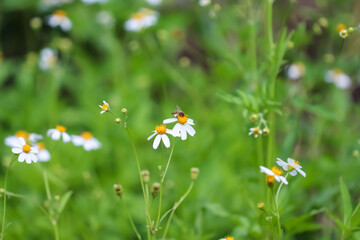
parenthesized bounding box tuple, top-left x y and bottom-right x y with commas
(333, 68, 343, 74)
(336, 23, 347, 33)
(271, 166, 283, 176)
(132, 13, 145, 20)
(252, 128, 260, 135)
(15, 130, 29, 140)
(23, 144, 31, 153)
(101, 103, 109, 111)
(155, 125, 167, 134)
(56, 125, 66, 132)
(266, 175, 275, 184)
(54, 10, 67, 17)
(37, 142, 45, 150)
(225, 236, 234, 240)
(177, 115, 188, 124)
(82, 132, 93, 140)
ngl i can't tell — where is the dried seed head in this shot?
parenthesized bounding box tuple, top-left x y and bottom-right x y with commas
(114, 183, 123, 197)
(190, 167, 199, 180)
(142, 170, 150, 183)
(151, 182, 160, 198)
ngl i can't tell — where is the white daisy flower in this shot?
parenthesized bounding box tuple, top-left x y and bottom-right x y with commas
(11, 137, 39, 164)
(146, 0, 162, 6)
(99, 100, 110, 114)
(39, 48, 58, 70)
(286, 62, 305, 80)
(276, 158, 306, 177)
(249, 127, 262, 138)
(47, 125, 71, 142)
(5, 131, 43, 147)
(147, 125, 178, 149)
(324, 68, 351, 89)
(48, 10, 72, 31)
(163, 112, 195, 141)
(72, 132, 101, 151)
(81, 0, 108, 4)
(124, 8, 158, 32)
(35, 142, 51, 162)
(260, 166, 288, 185)
(199, 0, 211, 6)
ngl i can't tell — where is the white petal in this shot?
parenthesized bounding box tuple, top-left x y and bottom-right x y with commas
(31, 147, 39, 154)
(297, 168, 306, 177)
(163, 118, 178, 124)
(289, 170, 297, 176)
(18, 137, 26, 146)
(100, 110, 105, 114)
(51, 131, 61, 140)
(47, 129, 55, 136)
(279, 176, 288, 185)
(162, 134, 170, 148)
(62, 132, 71, 142)
(187, 118, 195, 125)
(185, 124, 196, 136)
(166, 129, 180, 137)
(12, 148, 22, 154)
(29, 133, 43, 142)
(180, 129, 187, 140)
(25, 154, 32, 164)
(287, 158, 295, 165)
(260, 166, 274, 176)
(153, 134, 161, 149)
(18, 153, 25, 162)
(72, 135, 84, 146)
(172, 123, 182, 134)
(147, 132, 157, 141)
(38, 150, 51, 162)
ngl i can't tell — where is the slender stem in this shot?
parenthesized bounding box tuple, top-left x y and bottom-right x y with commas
(121, 197, 142, 240)
(43, 171, 52, 200)
(249, 8, 258, 93)
(52, 222, 59, 240)
(1, 156, 17, 240)
(265, 0, 274, 57)
(162, 181, 194, 240)
(271, 188, 282, 239)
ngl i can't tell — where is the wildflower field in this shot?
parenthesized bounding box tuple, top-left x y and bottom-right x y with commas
(1, 0, 360, 239)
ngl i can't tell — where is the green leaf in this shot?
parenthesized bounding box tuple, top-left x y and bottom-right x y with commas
(204, 202, 230, 218)
(351, 201, 360, 228)
(340, 178, 352, 226)
(284, 208, 324, 235)
(326, 209, 348, 232)
(58, 191, 73, 214)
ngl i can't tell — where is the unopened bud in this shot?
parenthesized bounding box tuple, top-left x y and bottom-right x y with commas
(54, 195, 60, 200)
(121, 108, 127, 114)
(151, 182, 160, 197)
(142, 170, 150, 183)
(114, 183, 123, 197)
(30, 17, 42, 30)
(257, 202, 265, 211)
(190, 167, 199, 180)
(250, 114, 258, 122)
(115, 118, 121, 124)
(266, 175, 274, 188)
(263, 128, 270, 135)
(266, 216, 272, 222)
(348, 27, 354, 33)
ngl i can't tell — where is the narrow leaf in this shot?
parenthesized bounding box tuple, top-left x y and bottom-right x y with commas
(340, 178, 352, 225)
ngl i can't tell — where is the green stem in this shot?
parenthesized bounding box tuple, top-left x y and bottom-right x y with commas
(161, 181, 194, 240)
(43, 171, 52, 200)
(271, 188, 282, 239)
(265, 0, 274, 57)
(52, 221, 59, 240)
(121, 197, 142, 240)
(249, 8, 258, 93)
(1, 156, 17, 240)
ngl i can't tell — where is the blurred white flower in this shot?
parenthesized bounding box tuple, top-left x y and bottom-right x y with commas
(163, 113, 195, 140)
(199, 0, 211, 6)
(260, 166, 288, 185)
(81, 0, 107, 4)
(276, 157, 306, 177)
(47, 125, 71, 142)
(35, 142, 51, 162)
(48, 10, 72, 31)
(38, 48, 58, 70)
(5, 131, 43, 147)
(146, 0, 162, 6)
(72, 132, 101, 151)
(99, 100, 110, 114)
(325, 68, 351, 89)
(147, 125, 178, 149)
(124, 8, 158, 32)
(11, 138, 39, 164)
(96, 11, 115, 28)
(286, 62, 305, 80)
(249, 127, 262, 138)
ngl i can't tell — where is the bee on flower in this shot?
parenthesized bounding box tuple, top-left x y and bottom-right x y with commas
(11, 138, 39, 164)
(47, 125, 71, 142)
(99, 100, 110, 114)
(5, 131, 43, 148)
(260, 166, 288, 185)
(286, 62, 305, 80)
(324, 68, 351, 89)
(124, 8, 158, 32)
(35, 142, 51, 162)
(163, 106, 196, 140)
(72, 132, 101, 151)
(276, 158, 306, 177)
(147, 125, 179, 149)
(38, 48, 58, 70)
(249, 127, 262, 138)
(48, 10, 72, 31)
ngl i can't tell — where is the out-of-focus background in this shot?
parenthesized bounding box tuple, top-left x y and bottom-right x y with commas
(1, 0, 360, 239)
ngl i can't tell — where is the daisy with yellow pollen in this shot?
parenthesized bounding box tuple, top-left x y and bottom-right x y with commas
(35, 142, 51, 162)
(260, 166, 288, 185)
(48, 10, 72, 31)
(324, 68, 351, 89)
(5, 131, 43, 147)
(99, 100, 110, 114)
(47, 125, 71, 142)
(219, 236, 234, 240)
(276, 158, 306, 177)
(124, 8, 158, 32)
(72, 132, 101, 151)
(11, 138, 39, 164)
(147, 125, 178, 149)
(249, 127, 262, 138)
(163, 108, 195, 140)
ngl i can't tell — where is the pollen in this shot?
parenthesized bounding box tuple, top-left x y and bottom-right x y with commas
(56, 125, 67, 132)
(252, 127, 261, 134)
(101, 103, 109, 111)
(177, 115, 188, 124)
(132, 13, 145, 20)
(54, 10, 67, 17)
(271, 166, 283, 176)
(225, 236, 234, 240)
(155, 125, 167, 134)
(333, 68, 343, 74)
(15, 130, 29, 140)
(37, 142, 45, 150)
(82, 132, 93, 140)
(23, 144, 31, 153)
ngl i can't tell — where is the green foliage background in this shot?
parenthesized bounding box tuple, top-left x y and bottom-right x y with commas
(1, 0, 360, 239)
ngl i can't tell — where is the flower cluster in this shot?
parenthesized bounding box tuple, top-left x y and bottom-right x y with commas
(124, 8, 158, 32)
(260, 157, 306, 186)
(47, 10, 72, 31)
(248, 113, 269, 138)
(336, 23, 358, 39)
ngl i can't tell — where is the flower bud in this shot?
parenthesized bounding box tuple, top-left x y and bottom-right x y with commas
(121, 108, 128, 115)
(115, 118, 121, 124)
(263, 128, 270, 135)
(190, 167, 199, 180)
(151, 182, 160, 198)
(348, 27, 354, 33)
(114, 183, 123, 197)
(266, 175, 274, 188)
(30, 17, 42, 30)
(141, 170, 150, 183)
(257, 202, 265, 211)
(250, 114, 258, 122)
